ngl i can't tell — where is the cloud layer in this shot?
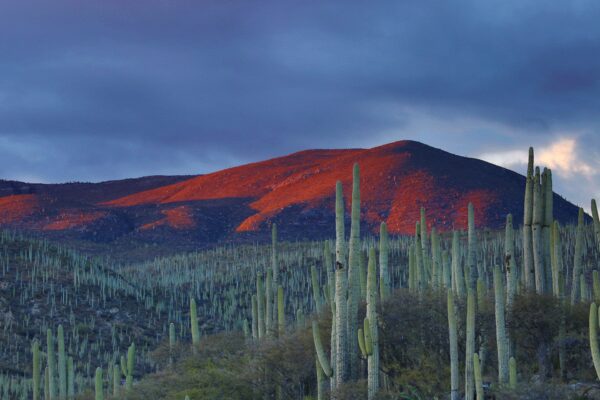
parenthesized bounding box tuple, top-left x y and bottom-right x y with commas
(0, 1, 599, 208)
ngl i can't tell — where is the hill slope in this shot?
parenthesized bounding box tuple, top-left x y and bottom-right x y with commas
(0, 141, 581, 251)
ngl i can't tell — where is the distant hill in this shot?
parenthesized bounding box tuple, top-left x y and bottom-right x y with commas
(0, 141, 581, 253)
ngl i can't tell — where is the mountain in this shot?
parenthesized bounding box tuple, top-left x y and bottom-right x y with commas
(0, 141, 581, 254)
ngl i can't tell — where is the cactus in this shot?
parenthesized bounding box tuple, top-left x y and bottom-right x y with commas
(47, 328, 56, 400)
(113, 363, 120, 397)
(532, 167, 545, 294)
(590, 302, 600, 380)
(95, 367, 103, 400)
(572, 208, 585, 304)
(266, 269, 273, 336)
(58, 325, 67, 400)
(594, 271, 600, 305)
(32, 340, 40, 400)
(366, 247, 379, 399)
(125, 343, 135, 391)
(467, 203, 478, 289)
(431, 227, 440, 288)
(45, 366, 49, 400)
(257, 273, 265, 339)
(473, 353, 484, 400)
(190, 298, 200, 349)
(447, 290, 459, 400)
(67, 357, 74, 399)
(251, 295, 258, 339)
(593, 199, 600, 250)
(552, 221, 564, 298)
(543, 169, 554, 292)
(494, 265, 509, 384)
(379, 221, 390, 301)
(505, 215, 517, 306)
(523, 147, 535, 291)
(169, 322, 176, 349)
(316, 357, 325, 400)
(465, 289, 476, 400)
(334, 180, 349, 385)
(509, 357, 517, 389)
(347, 163, 361, 379)
(311, 265, 322, 314)
(312, 320, 333, 378)
(452, 231, 464, 296)
(278, 285, 285, 336)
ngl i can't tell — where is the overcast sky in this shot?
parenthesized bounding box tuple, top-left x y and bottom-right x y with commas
(0, 1, 599, 209)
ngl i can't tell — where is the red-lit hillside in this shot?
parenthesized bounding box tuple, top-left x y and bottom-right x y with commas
(0, 141, 582, 251)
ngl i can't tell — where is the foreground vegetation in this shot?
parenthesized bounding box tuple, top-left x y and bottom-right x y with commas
(1, 147, 600, 399)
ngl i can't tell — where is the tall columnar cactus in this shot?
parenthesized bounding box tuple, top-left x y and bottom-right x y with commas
(190, 298, 200, 348)
(257, 273, 265, 339)
(379, 222, 390, 301)
(334, 180, 349, 385)
(473, 353, 484, 400)
(593, 199, 600, 250)
(121, 342, 135, 391)
(266, 269, 273, 336)
(272, 222, 279, 302)
(552, 221, 564, 298)
(532, 167, 545, 294)
(113, 363, 120, 397)
(447, 290, 459, 400)
(47, 328, 56, 400)
(277, 285, 285, 336)
(95, 367, 103, 400)
(420, 207, 429, 275)
(523, 147, 535, 291)
(494, 265, 509, 384)
(543, 169, 554, 291)
(452, 231, 464, 296)
(32, 340, 40, 400)
(505, 215, 517, 306)
(431, 227, 440, 288)
(251, 295, 258, 339)
(415, 222, 424, 290)
(311, 265, 322, 314)
(589, 302, 600, 380)
(509, 357, 517, 389)
(57, 325, 67, 400)
(465, 289, 476, 400)
(467, 203, 478, 289)
(67, 357, 74, 399)
(312, 320, 333, 377)
(366, 247, 379, 399)
(169, 323, 176, 349)
(572, 208, 585, 305)
(347, 163, 361, 379)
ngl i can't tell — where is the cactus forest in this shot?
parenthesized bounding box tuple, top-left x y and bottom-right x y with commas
(0, 147, 597, 399)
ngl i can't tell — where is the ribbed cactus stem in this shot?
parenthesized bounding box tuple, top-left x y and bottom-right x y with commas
(431, 227, 440, 288)
(251, 295, 258, 339)
(505, 214, 517, 306)
(126, 342, 135, 390)
(552, 221, 564, 298)
(316, 358, 325, 400)
(366, 247, 379, 400)
(509, 357, 517, 389)
(465, 289, 476, 400)
(47, 328, 56, 400)
(32, 340, 40, 400)
(257, 273, 265, 339)
(190, 298, 200, 349)
(452, 231, 464, 296)
(474, 353, 484, 400)
(447, 290, 459, 400)
(266, 269, 273, 337)
(494, 265, 509, 384)
(572, 208, 585, 304)
(67, 356, 74, 399)
(379, 222, 390, 301)
(467, 203, 478, 289)
(523, 147, 535, 291)
(95, 367, 103, 400)
(334, 180, 349, 385)
(358, 327, 367, 358)
(347, 163, 361, 379)
(169, 322, 176, 349)
(543, 169, 554, 292)
(532, 167, 545, 294)
(590, 302, 600, 380)
(593, 199, 600, 251)
(312, 320, 333, 378)
(277, 285, 285, 336)
(113, 363, 120, 397)
(311, 265, 322, 314)
(594, 271, 600, 305)
(58, 325, 67, 400)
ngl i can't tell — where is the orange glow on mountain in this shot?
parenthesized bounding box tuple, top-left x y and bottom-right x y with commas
(43, 210, 107, 231)
(140, 206, 195, 231)
(0, 194, 40, 223)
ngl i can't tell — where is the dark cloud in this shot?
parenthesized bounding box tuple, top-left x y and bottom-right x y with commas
(0, 1, 599, 208)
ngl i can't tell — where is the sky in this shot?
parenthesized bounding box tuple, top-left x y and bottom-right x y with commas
(0, 1, 599, 210)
